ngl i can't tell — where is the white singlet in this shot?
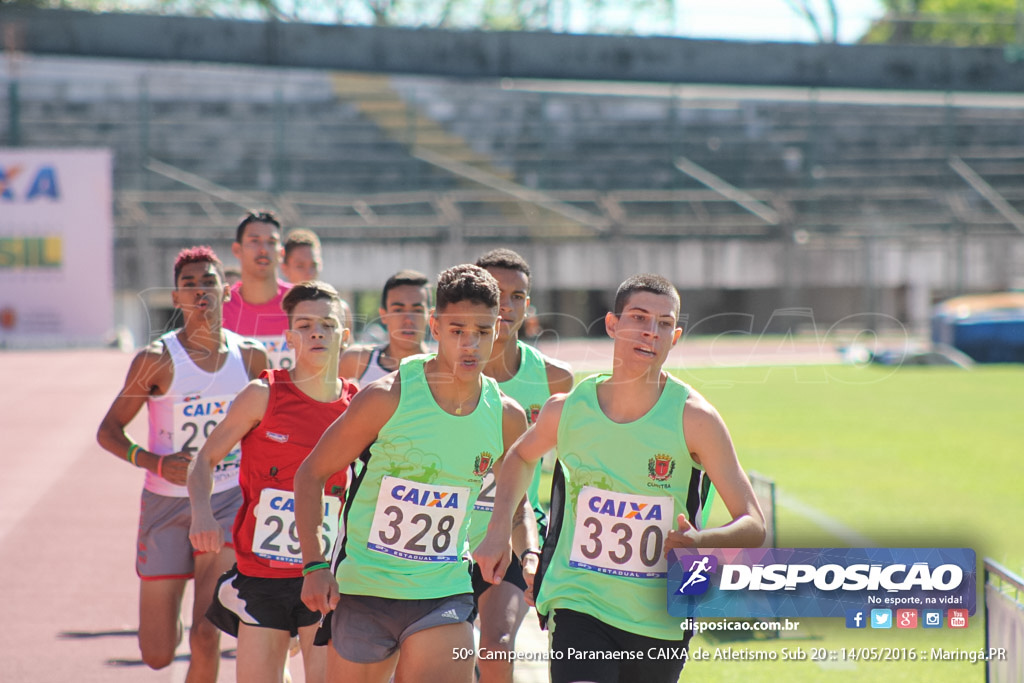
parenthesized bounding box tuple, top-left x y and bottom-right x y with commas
(145, 328, 252, 497)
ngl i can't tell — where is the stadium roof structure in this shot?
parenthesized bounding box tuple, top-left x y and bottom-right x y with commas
(4, 7, 1024, 92)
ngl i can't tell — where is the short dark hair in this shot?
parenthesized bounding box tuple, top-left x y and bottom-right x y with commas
(173, 245, 224, 285)
(281, 280, 340, 326)
(235, 211, 282, 243)
(435, 264, 499, 312)
(475, 248, 531, 288)
(613, 274, 681, 317)
(381, 269, 430, 309)
(283, 229, 322, 261)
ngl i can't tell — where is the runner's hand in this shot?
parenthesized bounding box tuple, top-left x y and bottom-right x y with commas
(302, 566, 340, 614)
(189, 509, 225, 554)
(665, 513, 701, 555)
(158, 450, 194, 486)
(472, 534, 512, 585)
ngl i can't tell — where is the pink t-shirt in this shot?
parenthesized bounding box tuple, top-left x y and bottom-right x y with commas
(222, 279, 292, 336)
(223, 279, 294, 370)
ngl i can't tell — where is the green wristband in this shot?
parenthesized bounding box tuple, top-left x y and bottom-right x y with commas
(302, 561, 331, 576)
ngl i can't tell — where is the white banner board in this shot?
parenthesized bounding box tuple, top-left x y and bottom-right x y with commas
(0, 148, 114, 347)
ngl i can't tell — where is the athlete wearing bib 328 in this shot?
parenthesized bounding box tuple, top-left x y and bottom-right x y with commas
(190, 281, 355, 683)
(97, 246, 266, 682)
(475, 273, 765, 683)
(294, 265, 528, 683)
(341, 355, 502, 598)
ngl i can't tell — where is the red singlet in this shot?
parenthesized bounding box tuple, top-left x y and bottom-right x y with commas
(234, 369, 358, 578)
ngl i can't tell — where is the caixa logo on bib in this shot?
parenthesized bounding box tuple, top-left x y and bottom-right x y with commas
(667, 548, 976, 619)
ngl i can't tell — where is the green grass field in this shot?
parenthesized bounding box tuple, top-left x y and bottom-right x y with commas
(545, 362, 1024, 682)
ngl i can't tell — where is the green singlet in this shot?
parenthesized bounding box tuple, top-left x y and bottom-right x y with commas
(535, 373, 710, 640)
(500, 341, 554, 511)
(469, 340, 554, 547)
(336, 355, 504, 600)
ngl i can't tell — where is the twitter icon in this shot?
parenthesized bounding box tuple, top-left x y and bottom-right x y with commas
(871, 609, 892, 629)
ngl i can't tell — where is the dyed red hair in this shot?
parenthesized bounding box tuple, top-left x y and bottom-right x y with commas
(173, 245, 225, 285)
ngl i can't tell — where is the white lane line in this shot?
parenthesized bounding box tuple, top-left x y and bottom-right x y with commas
(774, 489, 876, 547)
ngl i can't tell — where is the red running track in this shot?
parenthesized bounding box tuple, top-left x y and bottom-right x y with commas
(0, 350, 257, 682)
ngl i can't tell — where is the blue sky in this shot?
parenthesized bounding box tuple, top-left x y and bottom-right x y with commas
(575, 0, 886, 44)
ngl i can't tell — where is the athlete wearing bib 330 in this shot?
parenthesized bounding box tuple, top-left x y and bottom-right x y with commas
(97, 246, 266, 682)
(475, 274, 765, 683)
(223, 211, 295, 370)
(189, 281, 355, 683)
(294, 265, 528, 683)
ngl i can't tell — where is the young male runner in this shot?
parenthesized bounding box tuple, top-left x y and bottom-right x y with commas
(279, 228, 353, 350)
(475, 274, 766, 683)
(338, 269, 431, 385)
(97, 246, 266, 680)
(223, 211, 294, 370)
(280, 229, 323, 285)
(188, 281, 356, 683)
(294, 264, 528, 683)
(473, 248, 574, 683)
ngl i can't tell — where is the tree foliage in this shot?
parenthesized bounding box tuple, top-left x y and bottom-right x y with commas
(861, 0, 1023, 45)
(781, 0, 840, 42)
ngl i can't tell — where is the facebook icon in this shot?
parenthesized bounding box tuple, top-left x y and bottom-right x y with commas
(846, 609, 867, 629)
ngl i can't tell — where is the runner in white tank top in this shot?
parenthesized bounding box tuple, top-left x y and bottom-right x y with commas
(97, 247, 266, 683)
(339, 269, 432, 384)
(145, 327, 251, 497)
(356, 344, 392, 384)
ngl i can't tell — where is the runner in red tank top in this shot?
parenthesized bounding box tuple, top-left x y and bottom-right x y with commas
(188, 281, 355, 683)
(231, 367, 354, 579)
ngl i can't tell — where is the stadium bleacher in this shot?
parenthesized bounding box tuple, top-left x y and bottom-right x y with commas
(5, 54, 1023, 336)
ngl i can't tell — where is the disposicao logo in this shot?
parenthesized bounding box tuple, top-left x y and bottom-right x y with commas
(676, 555, 718, 596)
(667, 548, 976, 619)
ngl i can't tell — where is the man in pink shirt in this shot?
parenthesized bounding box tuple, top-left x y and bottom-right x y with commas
(223, 211, 295, 369)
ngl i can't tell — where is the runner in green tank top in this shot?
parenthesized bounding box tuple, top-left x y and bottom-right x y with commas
(474, 248, 574, 683)
(293, 265, 528, 683)
(475, 274, 766, 683)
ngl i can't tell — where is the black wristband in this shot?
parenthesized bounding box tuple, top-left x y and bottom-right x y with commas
(521, 549, 542, 562)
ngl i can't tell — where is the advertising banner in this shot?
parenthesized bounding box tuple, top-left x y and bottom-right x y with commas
(0, 148, 114, 346)
(668, 547, 976, 618)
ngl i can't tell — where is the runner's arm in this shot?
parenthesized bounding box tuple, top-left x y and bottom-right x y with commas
(500, 396, 535, 560)
(474, 394, 562, 584)
(96, 345, 171, 477)
(295, 379, 397, 614)
(545, 358, 574, 394)
(187, 379, 269, 553)
(511, 495, 538, 561)
(667, 392, 765, 551)
(238, 339, 269, 379)
(337, 346, 370, 381)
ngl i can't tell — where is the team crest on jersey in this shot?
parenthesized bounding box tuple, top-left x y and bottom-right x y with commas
(529, 404, 541, 424)
(474, 452, 494, 477)
(648, 454, 676, 482)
